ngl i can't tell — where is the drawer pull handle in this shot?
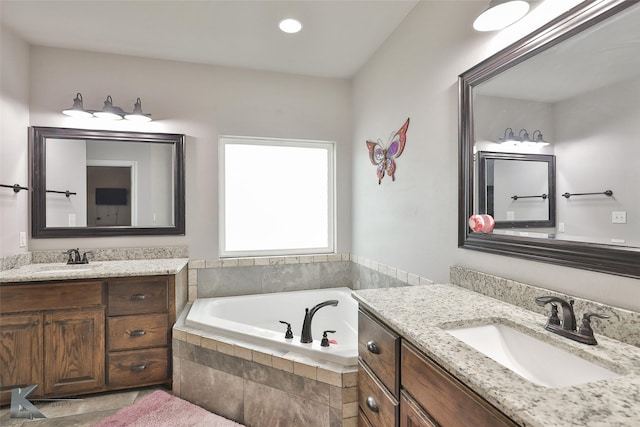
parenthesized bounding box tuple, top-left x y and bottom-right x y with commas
(366, 340, 380, 354)
(366, 396, 379, 413)
(130, 364, 147, 372)
(130, 294, 147, 301)
(130, 329, 147, 337)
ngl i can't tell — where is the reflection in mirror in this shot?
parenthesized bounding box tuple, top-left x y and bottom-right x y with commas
(477, 152, 555, 229)
(459, 0, 640, 278)
(32, 127, 185, 238)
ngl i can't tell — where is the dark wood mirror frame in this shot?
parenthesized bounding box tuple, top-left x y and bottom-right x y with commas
(458, 0, 640, 279)
(478, 151, 556, 229)
(30, 126, 185, 238)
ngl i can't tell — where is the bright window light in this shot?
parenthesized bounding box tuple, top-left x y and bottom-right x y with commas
(219, 137, 335, 257)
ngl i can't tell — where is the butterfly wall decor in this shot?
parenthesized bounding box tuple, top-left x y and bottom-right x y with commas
(366, 117, 410, 185)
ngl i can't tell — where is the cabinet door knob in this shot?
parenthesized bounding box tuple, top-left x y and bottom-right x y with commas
(130, 364, 147, 372)
(130, 294, 147, 301)
(366, 340, 380, 354)
(130, 329, 147, 337)
(32, 321, 40, 327)
(44, 320, 52, 325)
(366, 396, 379, 413)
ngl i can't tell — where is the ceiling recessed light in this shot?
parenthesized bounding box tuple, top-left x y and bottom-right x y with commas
(279, 18, 302, 34)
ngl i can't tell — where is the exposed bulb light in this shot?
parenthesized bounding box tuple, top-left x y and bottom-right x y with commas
(532, 130, 549, 146)
(473, 0, 530, 32)
(62, 93, 93, 118)
(124, 98, 152, 122)
(61, 93, 153, 122)
(498, 127, 550, 146)
(279, 18, 302, 34)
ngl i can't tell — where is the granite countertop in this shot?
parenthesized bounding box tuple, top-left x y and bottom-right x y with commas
(353, 284, 640, 427)
(0, 258, 189, 283)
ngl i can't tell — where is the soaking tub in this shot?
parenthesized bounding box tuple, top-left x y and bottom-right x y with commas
(184, 287, 358, 366)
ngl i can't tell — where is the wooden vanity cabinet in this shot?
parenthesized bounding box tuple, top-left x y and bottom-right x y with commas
(0, 281, 105, 405)
(0, 272, 183, 405)
(106, 276, 173, 389)
(358, 307, 519, 427)
(358, 309, 400, 426)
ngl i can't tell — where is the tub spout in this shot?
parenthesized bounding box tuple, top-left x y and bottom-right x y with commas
(300, 300, 338, 343)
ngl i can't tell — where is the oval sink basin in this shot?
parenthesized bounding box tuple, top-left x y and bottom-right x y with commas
(445, 323, 620, 388)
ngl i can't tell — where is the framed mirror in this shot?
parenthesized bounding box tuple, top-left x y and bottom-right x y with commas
(459, 0, 640, 278)
(478, 152, 556, 229)
(31, 127, 185, 238)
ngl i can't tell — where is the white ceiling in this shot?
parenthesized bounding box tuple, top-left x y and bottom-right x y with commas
(0, 0, 419, 79)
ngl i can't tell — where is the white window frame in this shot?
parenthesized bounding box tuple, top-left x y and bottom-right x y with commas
(219, 135, 336, 258)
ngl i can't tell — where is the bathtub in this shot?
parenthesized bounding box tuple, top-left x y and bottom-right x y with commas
(185, 287, 358, 366)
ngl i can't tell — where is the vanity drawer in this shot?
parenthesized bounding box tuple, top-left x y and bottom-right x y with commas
(0, 281, 103, 313)
(401, 342, 517, 427)
(108, 277, 168, 316)
(358, 360, 398, 427)
(107, 314, 169, 351)
(108, 348, 169, 387)
(358, 309, 400, 395)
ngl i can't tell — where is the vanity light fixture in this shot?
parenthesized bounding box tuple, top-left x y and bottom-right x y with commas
(279, 18, 302, 34)
(498, 128, 550, 146)
(124, 98, 152, 122)
(473, 0, 530, 32)
(62, 93, 93, 118)
(531, 130, 550, 146)
(61, 93, 152, 121)
(498, 127, 522, 145)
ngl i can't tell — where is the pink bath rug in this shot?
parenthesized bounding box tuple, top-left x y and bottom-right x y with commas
(93, 390, 244, 427)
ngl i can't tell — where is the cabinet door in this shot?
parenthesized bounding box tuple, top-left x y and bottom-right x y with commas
(0, 314, 44, 405)
(44, 308, 105, 395)
(400, 391, 438, 427)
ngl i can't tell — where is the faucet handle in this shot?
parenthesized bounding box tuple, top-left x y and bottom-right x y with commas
(320, 330, 336, 347)
(81, 251, 93, 264)
(578, 313, 610, 338)
(279, 321, 294, 339)
(546, 303, 561, 326)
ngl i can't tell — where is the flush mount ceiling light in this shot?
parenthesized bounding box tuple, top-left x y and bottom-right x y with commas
(473, 0, 530, 32)
(62, 93, 152, 121)
(279, 18, 302, 34)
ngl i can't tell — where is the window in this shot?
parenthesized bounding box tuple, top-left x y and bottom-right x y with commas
(219, 136, 335, 257)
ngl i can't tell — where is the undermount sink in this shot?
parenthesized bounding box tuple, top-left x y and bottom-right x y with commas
(31, 264, 97, 275)
(445, 323, 620, 388)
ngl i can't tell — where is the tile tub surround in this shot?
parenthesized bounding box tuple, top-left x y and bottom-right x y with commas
(450, 266, 640, 347)
(173, 306, 358, 427)
(187, 253, 435, 301)
(353, 284, 640, 427)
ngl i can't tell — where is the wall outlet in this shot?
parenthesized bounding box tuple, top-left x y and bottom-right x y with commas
(68, 213, 76, 227)
(612, 211, 627, 224)
(558, 222, 565, 233)
(506, 211, 515, 220)
(19, 232, 27, 247)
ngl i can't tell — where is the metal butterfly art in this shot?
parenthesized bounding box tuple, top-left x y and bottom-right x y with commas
(366, 118, 410, 184)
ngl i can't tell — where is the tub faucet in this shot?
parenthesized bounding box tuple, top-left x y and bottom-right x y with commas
(300, 300, 338, 343)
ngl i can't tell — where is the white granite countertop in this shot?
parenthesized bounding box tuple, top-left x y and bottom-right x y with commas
(353, 284, 640, 427)
(0, 258, 189, 283)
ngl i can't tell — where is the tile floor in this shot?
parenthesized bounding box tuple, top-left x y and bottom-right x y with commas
(0, 386, 164, 426)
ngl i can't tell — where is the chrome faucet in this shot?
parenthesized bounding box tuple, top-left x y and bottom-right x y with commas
(535, 296, 608, 345)
(300, 300, 338, 343)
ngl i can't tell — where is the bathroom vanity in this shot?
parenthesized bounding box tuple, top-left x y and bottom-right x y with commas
(0, 259, 187, 405)
(354, 285, 640, 427)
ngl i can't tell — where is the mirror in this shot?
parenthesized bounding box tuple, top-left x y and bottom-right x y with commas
(459, 0, 640, 278)
(477, 152, 555, 229)
(31, 127, 185, 238)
